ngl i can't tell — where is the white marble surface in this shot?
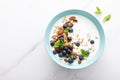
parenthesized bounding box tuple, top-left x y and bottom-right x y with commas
(0, 0, 120, 80)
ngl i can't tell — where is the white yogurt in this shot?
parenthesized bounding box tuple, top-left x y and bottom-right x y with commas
(50, 15, 100, 64)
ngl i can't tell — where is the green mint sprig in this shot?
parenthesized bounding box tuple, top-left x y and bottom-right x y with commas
(103, 14, 111, 22)
(95, 6, 102, 14)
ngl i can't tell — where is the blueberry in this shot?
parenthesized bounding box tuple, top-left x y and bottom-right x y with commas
(64, 47, 68, 51)
(50, 41, 55, 46)
(66, 49, 71, 54)
(67, 37, 72, 42)
(69, 45, 73, 50)
(53, 50, 57, 55)
(90, 40, 95, 44)
(60, 37, 64, 41)
(60, 46, 64, 50)
(59, 52, 63, 57)
(66, 54, 69, 58)
(79, 55, 84, 60)
(63, 24, 67, 29)
(73, 56, 77, 60)
(62, 50, 67, 55)
(68, 58, 73, 64)
(69, 28, 73, 33)
(75, 42, 80, 47)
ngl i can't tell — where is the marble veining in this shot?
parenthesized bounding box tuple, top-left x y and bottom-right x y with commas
(0, 39, 43, 76)
(0, 0, 119, 80)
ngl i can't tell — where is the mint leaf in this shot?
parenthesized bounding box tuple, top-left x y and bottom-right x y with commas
(95, 6, 102, 14)
(54, 40, 63, 47)
(64, 27, 70, 32)
(103, 14, 111, 22)
(80, 49, 89, 57)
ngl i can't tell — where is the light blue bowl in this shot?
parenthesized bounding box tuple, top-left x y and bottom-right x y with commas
(44, 9, 105, 69)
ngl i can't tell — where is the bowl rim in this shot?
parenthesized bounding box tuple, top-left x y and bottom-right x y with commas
(44, 9, 105, 69)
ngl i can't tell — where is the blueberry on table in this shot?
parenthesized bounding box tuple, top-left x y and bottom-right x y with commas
(60, 37, 64, 41)
(75, 42, 80, 47)
(59, 52, 64, 57)
(53, 50, 57, 55)
(50, 41, 55, 46)
(69, 28, 73, 33)
(63, 24, 67, 29)
(69, 45, 73, 50)
(79, 55, 84, 60)
(73, 56, 77, 60)
(90, 40, 95, 44)
(67, 37, 72, 42)
(68, 58, 73, 64)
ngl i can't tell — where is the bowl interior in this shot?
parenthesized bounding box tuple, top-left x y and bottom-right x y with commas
(44, 9, 105, 69)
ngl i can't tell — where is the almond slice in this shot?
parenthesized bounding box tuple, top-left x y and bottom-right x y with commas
(69, 16, 76, 20)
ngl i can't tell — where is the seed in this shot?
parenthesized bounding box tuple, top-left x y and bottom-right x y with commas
(78, 59, 81, 64)
(88, 38, 90, 41)
(66, 21, 73, 27)
(81, 38, 84, 42)
(95, 37, 98, 39)
(69, 16, 76, 20)
(76, 34, 79, 37)
(62, 16, 67, 23)
(64, 58, 68, 62)
(73, 19, 78, 22)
